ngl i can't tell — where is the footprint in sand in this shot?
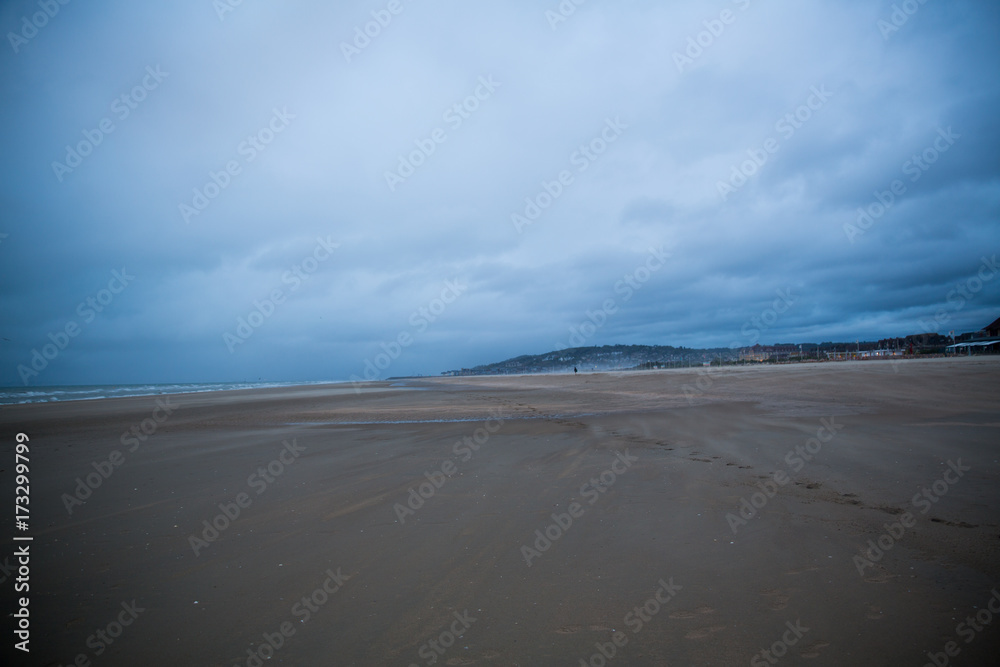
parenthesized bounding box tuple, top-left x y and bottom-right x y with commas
(866, 605, 884, 620)
(446, 658, 477, 666)
(481, 650, 501, 659)
(670, 605, 716, 620)
(556, 624, 613, 634)
(799, 640, 831, 658)
(760, 589, 792, 611)
(863, 570, 895, 584)
(930, 517, 978, 528)
(684, 625, 726, 640)
(857, 556, 895, 584)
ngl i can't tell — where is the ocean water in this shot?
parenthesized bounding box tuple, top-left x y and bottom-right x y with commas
(0, 381, 342, 405)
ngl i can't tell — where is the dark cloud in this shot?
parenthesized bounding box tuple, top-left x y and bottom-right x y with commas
(1, 0, 998, 385)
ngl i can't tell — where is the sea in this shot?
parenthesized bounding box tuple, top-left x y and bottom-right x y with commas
(0, 381, 344, 405)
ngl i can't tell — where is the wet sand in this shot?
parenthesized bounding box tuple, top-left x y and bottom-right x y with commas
(2, 357, 999, 666)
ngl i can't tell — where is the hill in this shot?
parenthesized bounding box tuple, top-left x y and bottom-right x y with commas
(442, 344, 737, 376)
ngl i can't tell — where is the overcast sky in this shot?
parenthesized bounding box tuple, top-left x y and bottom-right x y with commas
(1, 0, 998, 386)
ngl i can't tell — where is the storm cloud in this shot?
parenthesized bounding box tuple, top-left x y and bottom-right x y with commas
(1, 0, 998, 385)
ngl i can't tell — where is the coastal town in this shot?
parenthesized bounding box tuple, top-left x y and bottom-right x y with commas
(442, 317, 1000, 375)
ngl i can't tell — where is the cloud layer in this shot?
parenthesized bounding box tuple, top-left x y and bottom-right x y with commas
(1, 0, 998, 384)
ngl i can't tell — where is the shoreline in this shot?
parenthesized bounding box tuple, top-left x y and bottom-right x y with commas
(2, 353, 986, 407)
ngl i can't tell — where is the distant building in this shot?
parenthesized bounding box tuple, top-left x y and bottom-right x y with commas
(859, 349, 903, 358)
(739, 346, 771, 362)
(947, 315, 1000, 354)
(985, 316, 1000, 338)
(738, 344, 798, 362)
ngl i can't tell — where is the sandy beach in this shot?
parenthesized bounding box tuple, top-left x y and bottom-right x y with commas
(2, 357, 999, 666)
